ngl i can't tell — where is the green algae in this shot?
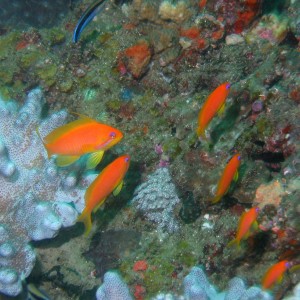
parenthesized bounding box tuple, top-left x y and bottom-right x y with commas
(0, 32, 19, 58)
(19, 49, 44, 69)
(36, 63, 58, 87)
(47, 27, 66, 46)
(255, 115, 274, 138)
(163, 138, 182, 160)
(105, 99, 122, 112)
(59, 79, 73, 93)
(143, 260, 174, 295)
(0, 69, 14, 85)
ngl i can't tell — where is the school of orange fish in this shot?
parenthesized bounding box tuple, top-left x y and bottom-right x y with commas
(39, 82, 298, 292)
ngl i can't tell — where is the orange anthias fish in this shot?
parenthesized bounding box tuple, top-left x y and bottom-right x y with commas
(227, 206, 259, 249)
(39, 115, 123, 169)
(197, 82, 231, 138)
(262, 260, 291, 290)
(210, 153, 241, 204)
(77, 154, 130, 236)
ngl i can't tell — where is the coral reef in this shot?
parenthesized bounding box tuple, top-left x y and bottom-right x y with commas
(0, 0, 299, 298)
(0, 89, 88, 296)
(97, 266, 273, 300)
(131, 167, 180, 234)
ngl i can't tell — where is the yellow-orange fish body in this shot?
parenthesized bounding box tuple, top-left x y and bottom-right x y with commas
(42, 115, 123, 168)
(77, 154, 130, 235)
(211, 153, 241, 204)
(262, 260, 291, 290)
(227, 206, 259, 248)
(197, 82, 231, 138)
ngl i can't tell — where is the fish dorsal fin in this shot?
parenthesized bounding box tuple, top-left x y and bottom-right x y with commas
(44, 116, 96, 144)
(217, 102, 226, 117)
(69, 111, 97, 122)
(233, 170, 239, 182)
(113, 180, 123, 196)
(56, 155, 80, 167)
(86, 150, 104, 169)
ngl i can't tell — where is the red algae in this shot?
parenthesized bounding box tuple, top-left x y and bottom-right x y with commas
(121, 41, 152, 79)
(133, 260, 148, 272)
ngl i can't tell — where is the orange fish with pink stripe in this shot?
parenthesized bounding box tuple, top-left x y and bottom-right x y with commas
(77, 154, 130, 236)
(262, 260, 291, 290)
(197, 82, 231, 138)
(40, 115, 123, 169)
(211, 153, 241, 204)
(227, 206, 259, 249)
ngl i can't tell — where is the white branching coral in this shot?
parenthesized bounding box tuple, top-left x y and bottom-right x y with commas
(0, 89, 88, 296)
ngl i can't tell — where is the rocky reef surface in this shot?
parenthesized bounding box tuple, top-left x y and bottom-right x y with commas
(0, 0, 299, 299)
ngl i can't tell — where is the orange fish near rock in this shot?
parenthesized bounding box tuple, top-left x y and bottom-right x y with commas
(197, 82, 231, 138)
(227, 206, 259, 249)
(77, 154, 130, 236)
(262, 260, 291, 290)
(39, 115, 123, 169)
(211, 153, 241, 204)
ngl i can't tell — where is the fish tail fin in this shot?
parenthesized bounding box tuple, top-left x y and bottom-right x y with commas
(77, 209, 92, 236)
(196, 126, 205, 138)
(210, 195, 222, 204)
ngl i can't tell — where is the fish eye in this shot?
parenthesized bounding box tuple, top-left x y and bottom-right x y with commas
(285, 261, 291, 268)
(109, 132, 116, 139)
(125, 157, 129, 162)
(226, 83, 231, 89)
(237, 155, 241, 160)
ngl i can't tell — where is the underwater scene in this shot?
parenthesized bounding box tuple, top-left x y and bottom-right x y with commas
(0, 0, 299, 299)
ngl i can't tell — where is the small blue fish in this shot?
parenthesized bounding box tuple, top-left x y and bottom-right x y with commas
(73, 0, 108, 43)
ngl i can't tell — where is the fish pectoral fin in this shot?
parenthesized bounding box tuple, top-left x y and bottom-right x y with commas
(251, 220, 259, 231)
(93, 198, 106, 212)
(277, 275, 283, 284)
(233, 170, 239, 182)
(86, 150, 104, 169)
(217, 103, 226, 117)
(113, 180, 123, 196)
(56, 155, 80, 167)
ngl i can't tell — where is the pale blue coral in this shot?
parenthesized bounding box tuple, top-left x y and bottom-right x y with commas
(96, 271, 133, 300)
(0, 88, 90, 296)
(131, 167, 180, 234)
